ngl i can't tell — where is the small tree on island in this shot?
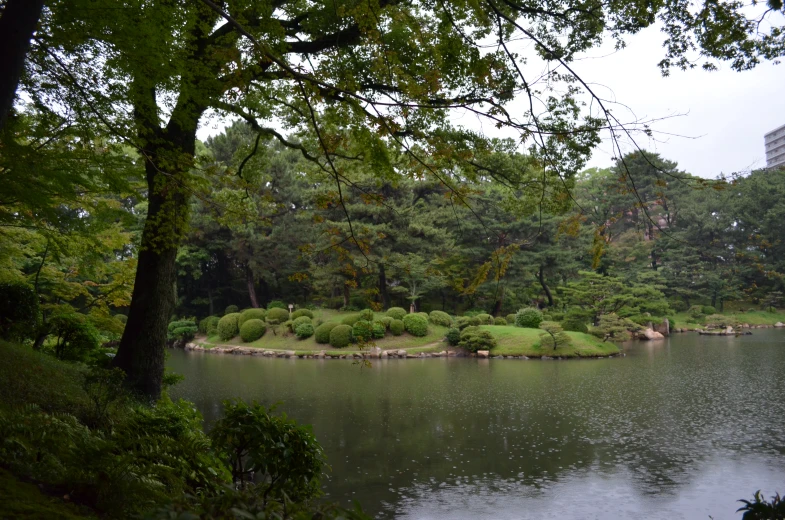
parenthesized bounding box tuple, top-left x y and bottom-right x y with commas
(590, 313, 642, 342)
(539, 321, 571, 350)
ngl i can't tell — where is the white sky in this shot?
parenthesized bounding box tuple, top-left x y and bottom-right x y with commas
(197, 23, 785, 180)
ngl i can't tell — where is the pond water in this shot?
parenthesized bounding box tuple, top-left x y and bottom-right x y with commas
(168, 329, 785, 519)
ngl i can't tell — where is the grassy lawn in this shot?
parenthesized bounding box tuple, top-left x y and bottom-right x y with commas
(670, 309, 785, 329)
(483, 326, 620, 358)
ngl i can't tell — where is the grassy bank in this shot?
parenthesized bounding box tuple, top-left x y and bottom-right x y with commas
(484, 326, 620, 358)
(670, 309, 785, 330)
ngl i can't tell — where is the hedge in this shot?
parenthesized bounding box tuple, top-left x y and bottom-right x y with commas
(295, 323, 314, 339)
(291, 309, 314, 320)
(217, 313, 240, 340)
(314, 323, 338, 344)
(239, 319, 267, 342)
(238, 308, 266, 327)
(352, 320, 374, 342)
(403, 314, 428, 337)
(515, 308, 543, 328)
(224, 305, 239, 316)
(389, 319, 404, 336)
(428, 310, 452, 327)
(266, 307, 290, 323)
(329, 324, 353, 348)
(386, 307, 407, 320)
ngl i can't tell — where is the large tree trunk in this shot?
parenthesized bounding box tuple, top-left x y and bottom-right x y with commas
(538, 265, 554, 307)
(379, 264, 389, 309)
(0, 0, 45, 130)
(246, 265, 259, 308)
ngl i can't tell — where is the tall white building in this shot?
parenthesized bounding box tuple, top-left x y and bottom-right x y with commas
(765, 123, 785, 169)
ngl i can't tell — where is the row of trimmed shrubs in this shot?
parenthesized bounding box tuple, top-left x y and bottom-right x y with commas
(198, 307, 319, 342)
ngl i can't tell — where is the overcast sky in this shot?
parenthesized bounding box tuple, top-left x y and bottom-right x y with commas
(196, 23, 784, 180)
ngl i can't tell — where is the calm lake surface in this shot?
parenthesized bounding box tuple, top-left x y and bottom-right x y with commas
(168, 330, 785, 519)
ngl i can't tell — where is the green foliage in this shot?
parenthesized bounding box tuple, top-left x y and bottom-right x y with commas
(403, 314, 428, 337)
(167, 319, 197, 344)
(295, 323, 314, 339)
(446, 327, 461, 346)
(493, 317, 508, 325)
(589, 313, 641, 342)
(239, 319, 267, 342)
(47, 312, 101, 362)
(238, 308, 266, 327)
(292, 316, 312, 330)
(266, 300, 287, 310)
(0, 282, 39, 342)
(428, 310, 452, 327)
(265, 307, 290, 323)
(458, 326, 497, 352)
(352, 320, 374, 342)
(314, 323, 338, 344)
(389, 319, 404, 336)
(539, 321, 571, 350)
(562, 318, 589, 333)
(506, 314, 517, 325)
(372, 322, 386, 339)
(380, 316, 394, 328)
(217, 313, 240, 341)
(688, 305, 705, 320)
(329, 325, 353, 348)
(516, 308, 544, 328)
(475, 313, 493, 325)
(386, 307, 407, 320)
(115, 314, 128, 324)
(359, 309, 375, 321)
(702, 306, 717, 315)
(416, 312, 429, 320)
(291, 309, 314, 320)
(224, 305, 239, 316)
(198, 316, 219, 334)
(705, 314, 740, 329)
(737, 490, 785, 519)
(341, 314, 361, 326)
(455, 316, 473, 330)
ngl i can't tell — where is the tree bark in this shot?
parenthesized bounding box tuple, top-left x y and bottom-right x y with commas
(246, 265, 259, 308)
(538, 265, 554, 307)
(0, 0, 45, 130)
(378, 263, 389, 309)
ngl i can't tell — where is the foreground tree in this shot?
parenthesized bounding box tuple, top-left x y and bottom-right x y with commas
(19, 0, 785, 399)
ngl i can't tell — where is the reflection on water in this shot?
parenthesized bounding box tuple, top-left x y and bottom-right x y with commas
(168, 330, 785, 519)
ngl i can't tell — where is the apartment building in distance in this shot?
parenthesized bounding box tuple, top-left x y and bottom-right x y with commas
(765, 123, 785, 169)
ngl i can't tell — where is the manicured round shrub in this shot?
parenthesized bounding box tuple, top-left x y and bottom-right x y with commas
(429, 310, 452, 327)
(549, 312, 564, 321)
(115, 314, 128, 325)
(476, 313, 493, 325)
(446, 327, 461, 346)
(291, 309, 314, 320)
(240, 319, 267, 342)
(515, 307, 543, 328)
(205, 316, 220, 336)
(562, 319, 588, 333)
(372, 323, 385, 339)
(403, 314, 428, 337)
(459, 327, 497, 353)
(380, 316, 393, 328)
(292, 316, 312, 330)
(295, 323, 314, 339)
(224, 305, 239, 315)
(329, 324, 353, 348)
(455, 316, 473, 330)
(352, 320, 374, 341)
(506, 314, 517, 325)
(493, 317, 507, 325)
(168, 319, 198, 343)
(702, 305, 717, 315)
(266, 307, 290, 323)
(389, 319, 404, 336)
(217, 313, 240, 340)
(341, 314, 361, 326)
(267, 300, 287, 310)
(359, 308, 375, 321)
(416, 312, 429, 321)
(469, 316, 482, 326)
(386, 307, 407, 320)
(238, 308, 266, 327)
(0, 281, 39, 341)
(314, 322, 338, 344)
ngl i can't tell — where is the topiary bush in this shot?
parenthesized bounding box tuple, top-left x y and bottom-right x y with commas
(359, 308, 374, 321)
(168, 319, 198, 345)
(493, 317, 507, 325)
(205, 316, 220, 336)
(372, 322, 385, 339)
(702, 305, 717, 315)
(238, 308, 266, 327)
(389, 319, 404, 336)
(458, 326, 496, 352)
(224, 305, 239, 316)
(266, 307, 290, 323)
(469, 316, 482, 326)
(562, 318, 588, 333)
(386, 307, 407, 320)
(329, 324, 353, 348)
(351, 320, 374, 341)
(292, 316, 312, 330)
(217, 313, 240, 340)
(314, 323, 338, 344)
(446, 327, 461, 346)
(515, 307, 543, 328)
(416, 312, 429, 321)
(291, 309, 314, 320)
(506, 314, 517, 325)
(403, 314, 428, 337)
(295, 323, 314, 339)
(267, 300, 287, 310)
(0, 281, 39, 341)
(240, 319, 267, 342)
(429, 310, 452, 327)
(380, 316, 393, 329)
(475, 313, 493, 325)
(455, 316, 473, 330)
(341, 314, 361, 326)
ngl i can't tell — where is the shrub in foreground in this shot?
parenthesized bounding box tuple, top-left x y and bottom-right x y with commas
(389, 319, 404, 336)
(329, 324, 353, 348)
(403, 314, 428, 337)
(238, 308, 266, 327)
(314, 323, 338, 344)
(217, 313, 240, 340)
(458, 326, 496, 352)
(240, 319, 267, 342)
(515, 307, 543, 328)
(429, 310, 452, 327)
(385, 307, 407, 320)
